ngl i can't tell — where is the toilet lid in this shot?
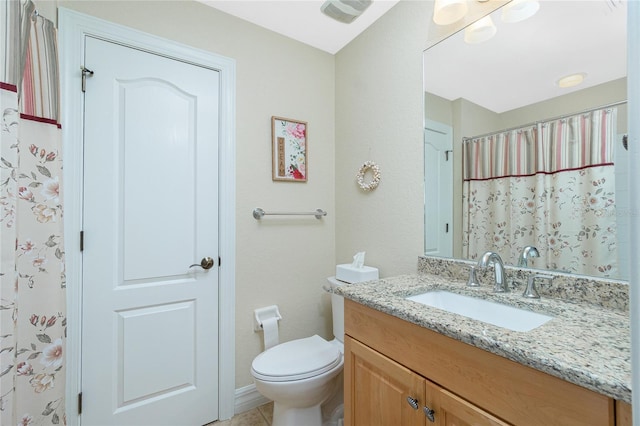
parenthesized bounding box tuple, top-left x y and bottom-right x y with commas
(251, 335, 342, 382)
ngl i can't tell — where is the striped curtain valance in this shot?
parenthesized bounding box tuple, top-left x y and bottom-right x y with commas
(0, 0, 35, 88)
(1, 0, 59, 124)
(20, 12, 59, 123)
(464, 107, 617, 181)
(463, 126, 537, 181)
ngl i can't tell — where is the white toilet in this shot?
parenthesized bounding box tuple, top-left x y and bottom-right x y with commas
(251, 277, 345, 426)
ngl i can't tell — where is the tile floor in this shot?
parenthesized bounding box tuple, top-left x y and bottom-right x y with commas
(209, 402, 273, 426)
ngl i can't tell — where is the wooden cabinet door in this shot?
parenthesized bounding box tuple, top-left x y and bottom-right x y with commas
(615, 401, 632, 426)
(345, 337, 425, 426)
(424, 379, 510, 426)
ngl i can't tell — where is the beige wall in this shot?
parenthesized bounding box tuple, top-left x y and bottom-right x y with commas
(334, 1, 430, 277)
(55, 1, 336, 388)
(425, 92, 453, 126)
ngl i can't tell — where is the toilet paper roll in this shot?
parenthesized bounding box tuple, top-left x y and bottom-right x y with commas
(262, 317, 279, 350)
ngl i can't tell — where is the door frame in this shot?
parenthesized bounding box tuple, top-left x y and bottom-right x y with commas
(59, 9, 236, 424)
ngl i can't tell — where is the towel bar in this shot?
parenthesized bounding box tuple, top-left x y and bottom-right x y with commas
(253, 208, 327, 220)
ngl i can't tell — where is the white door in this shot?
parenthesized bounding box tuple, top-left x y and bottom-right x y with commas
(81, 36, 220, 426)
(424, 120, 453, 257)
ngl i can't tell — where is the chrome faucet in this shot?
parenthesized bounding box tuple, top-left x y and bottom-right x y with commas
(477, 251, 508, 293)
(517, 246, 540, 267)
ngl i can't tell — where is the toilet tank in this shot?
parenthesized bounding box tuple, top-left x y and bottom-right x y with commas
(327, 277, 345, 342)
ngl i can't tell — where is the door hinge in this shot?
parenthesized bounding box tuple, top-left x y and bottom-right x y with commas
(80, 231, 84, 251)
(80, 66, 94, 92)
(445, 223, 449, 233)
(78, 392, 82, 415)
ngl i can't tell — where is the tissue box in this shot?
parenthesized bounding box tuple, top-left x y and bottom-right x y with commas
(336, 264, 379, 283)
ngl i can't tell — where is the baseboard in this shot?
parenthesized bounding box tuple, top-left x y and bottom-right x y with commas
(235, 384, 270, 415)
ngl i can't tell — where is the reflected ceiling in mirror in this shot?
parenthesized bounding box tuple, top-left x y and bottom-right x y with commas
(425, 0, 509, 49)
(424, 1, 626, 113)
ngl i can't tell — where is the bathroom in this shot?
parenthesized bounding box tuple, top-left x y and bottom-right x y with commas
(0, 0, 637, 425)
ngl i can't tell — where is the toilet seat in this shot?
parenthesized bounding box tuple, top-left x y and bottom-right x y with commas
(251, 335, 342, 382)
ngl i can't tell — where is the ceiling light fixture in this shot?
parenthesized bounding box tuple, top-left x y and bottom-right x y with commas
(556, 73, 587, 88)
(501, 0, 540, 23)
(320, 0, 372, 24)
(464, 15, 497, 44)
(433, 0, 468, 26)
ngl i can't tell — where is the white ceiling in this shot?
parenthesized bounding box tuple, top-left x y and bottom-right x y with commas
(196, 1, 627, 113)
(197, 0, 400, 54)
(424, 0, 628, 113)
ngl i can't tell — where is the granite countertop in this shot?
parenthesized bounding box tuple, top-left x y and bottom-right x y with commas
(335, 273, 632, 403)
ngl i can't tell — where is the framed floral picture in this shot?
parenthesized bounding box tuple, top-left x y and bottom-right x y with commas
(271, 116, 307, 182)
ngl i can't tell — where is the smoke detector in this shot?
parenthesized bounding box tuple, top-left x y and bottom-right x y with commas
(321, 0, 373, 24)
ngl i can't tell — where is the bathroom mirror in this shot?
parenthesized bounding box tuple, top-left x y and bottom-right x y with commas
(423, 1, 628, 280)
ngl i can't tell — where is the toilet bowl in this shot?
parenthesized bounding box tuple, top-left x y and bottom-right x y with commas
(251, 277, 346, 426)
(252, 335, 343, 426)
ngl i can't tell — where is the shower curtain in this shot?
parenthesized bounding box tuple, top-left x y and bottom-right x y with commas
(462, 108, 618, 277)
(1, 1, 66, 425)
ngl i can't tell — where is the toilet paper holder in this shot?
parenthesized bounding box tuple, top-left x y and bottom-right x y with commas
(254, 305, 282, 331)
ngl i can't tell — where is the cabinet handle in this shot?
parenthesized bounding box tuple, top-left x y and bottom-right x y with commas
(423, 406, 436, 422)
(406, 396, 419, 410)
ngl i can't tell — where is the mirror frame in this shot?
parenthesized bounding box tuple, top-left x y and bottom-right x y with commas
(627, 2, 639, 421)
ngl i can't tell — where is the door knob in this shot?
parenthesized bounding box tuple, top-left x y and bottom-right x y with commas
(189, 257, 214, 270)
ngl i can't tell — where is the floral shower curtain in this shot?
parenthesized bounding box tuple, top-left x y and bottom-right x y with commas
(1, 1, 66, 425)
(462, 108, 618, 277)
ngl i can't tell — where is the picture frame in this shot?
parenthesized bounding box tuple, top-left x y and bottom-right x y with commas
(271, 116, 307, 182)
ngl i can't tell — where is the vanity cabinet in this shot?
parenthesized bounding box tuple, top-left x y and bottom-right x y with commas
(344, 299, 624, 426)
(346, 336, 508, 425)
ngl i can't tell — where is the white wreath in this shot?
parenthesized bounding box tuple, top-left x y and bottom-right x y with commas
(356, 161, 381, 191)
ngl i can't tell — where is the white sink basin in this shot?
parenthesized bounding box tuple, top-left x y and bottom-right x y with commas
(406, 290, 553, 332)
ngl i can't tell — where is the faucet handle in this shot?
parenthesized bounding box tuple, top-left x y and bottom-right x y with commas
(467, 266, 481, 287)
(523, 274, 553, 299)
